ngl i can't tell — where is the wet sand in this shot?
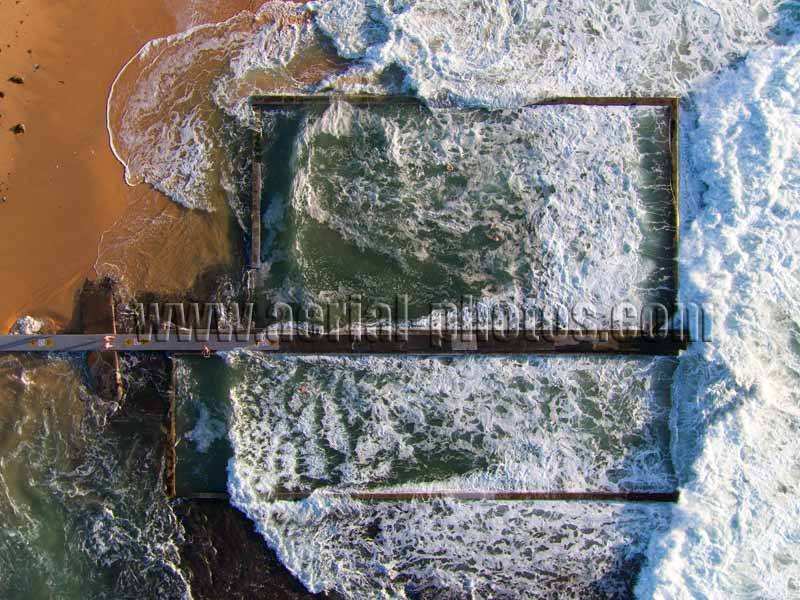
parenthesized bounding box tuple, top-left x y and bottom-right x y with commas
(0, 0, 277, 333)
(0, 4, 326, 596)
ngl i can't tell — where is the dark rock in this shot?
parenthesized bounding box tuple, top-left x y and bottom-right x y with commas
(78, 277, 117, 334)
(0, 91, 4, 98)
(10, 123, 25, 134)
(8, 75, 24, 84)
(122, 353, 171, 416)
(79, 278, 123, 401)
(176, 500, 340, 600)
(85, 351, 122, 401)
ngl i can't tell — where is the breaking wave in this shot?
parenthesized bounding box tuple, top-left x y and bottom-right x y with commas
(637, 28, 800, 600)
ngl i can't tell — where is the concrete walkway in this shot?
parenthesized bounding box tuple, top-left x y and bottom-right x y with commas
(0, 330, 687, 355)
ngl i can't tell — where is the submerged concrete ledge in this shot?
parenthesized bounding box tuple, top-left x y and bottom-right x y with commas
(178, 490, 680, 503)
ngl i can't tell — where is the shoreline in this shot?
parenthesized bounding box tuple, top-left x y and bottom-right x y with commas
(0, 0, 177, 332)
(0, 0, 278, 334)
(0, 2, 322, 596)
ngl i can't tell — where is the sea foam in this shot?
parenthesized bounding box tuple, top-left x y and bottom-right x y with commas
(224, 352, 677, 597)
(107, 0, 783, 212)
(107, 2, 324, 211)
(636, 31, 800, 599)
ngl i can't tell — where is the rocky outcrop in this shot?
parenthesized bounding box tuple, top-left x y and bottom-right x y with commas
(175, 500, 339, 600)
(79, 278, 123, 401)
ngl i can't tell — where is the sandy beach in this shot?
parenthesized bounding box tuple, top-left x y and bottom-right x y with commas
(0, 0, 273, 333)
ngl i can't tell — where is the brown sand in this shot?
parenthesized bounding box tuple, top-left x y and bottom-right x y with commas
(0, 0, 305, 333)
(0, 0, 172, 332)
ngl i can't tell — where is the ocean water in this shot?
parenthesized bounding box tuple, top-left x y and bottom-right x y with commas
(1, 0, 792, 598)
(636, 29, 800, 599)
(108, 0, 800, 597)
(0, 355, 189, 599)
(106, 1, 340, 212)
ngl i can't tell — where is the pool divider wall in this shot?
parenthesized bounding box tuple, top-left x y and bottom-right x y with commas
(248, 109, 263, 291)
(109, 291, 124, 404)
(249, 94, 679, 108)
(670, 97, 680, 301)
(165, 355, 177, 499)
(174, 491, 680, 503)
(0, 329, 690, 354)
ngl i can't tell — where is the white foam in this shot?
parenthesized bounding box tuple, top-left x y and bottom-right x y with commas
(10, 316, 45, 335)
(106, 2, 321, 211)
(0, 356, 191, 598)
(227, 491, 671, 597)
(225, 352, 675, 494)
(313, 0, 782, 106)
(107, 0, 783, 212)
(637, 32, 800, 599)
(223, 351, 677, 596)
(184, 404, 226, 453)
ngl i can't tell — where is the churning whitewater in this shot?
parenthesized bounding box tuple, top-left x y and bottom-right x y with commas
(107, 0, 800, 597)
(221, 353, 676, 597)
(637, 29, 800, 600)
(259, 101, 674, 320)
